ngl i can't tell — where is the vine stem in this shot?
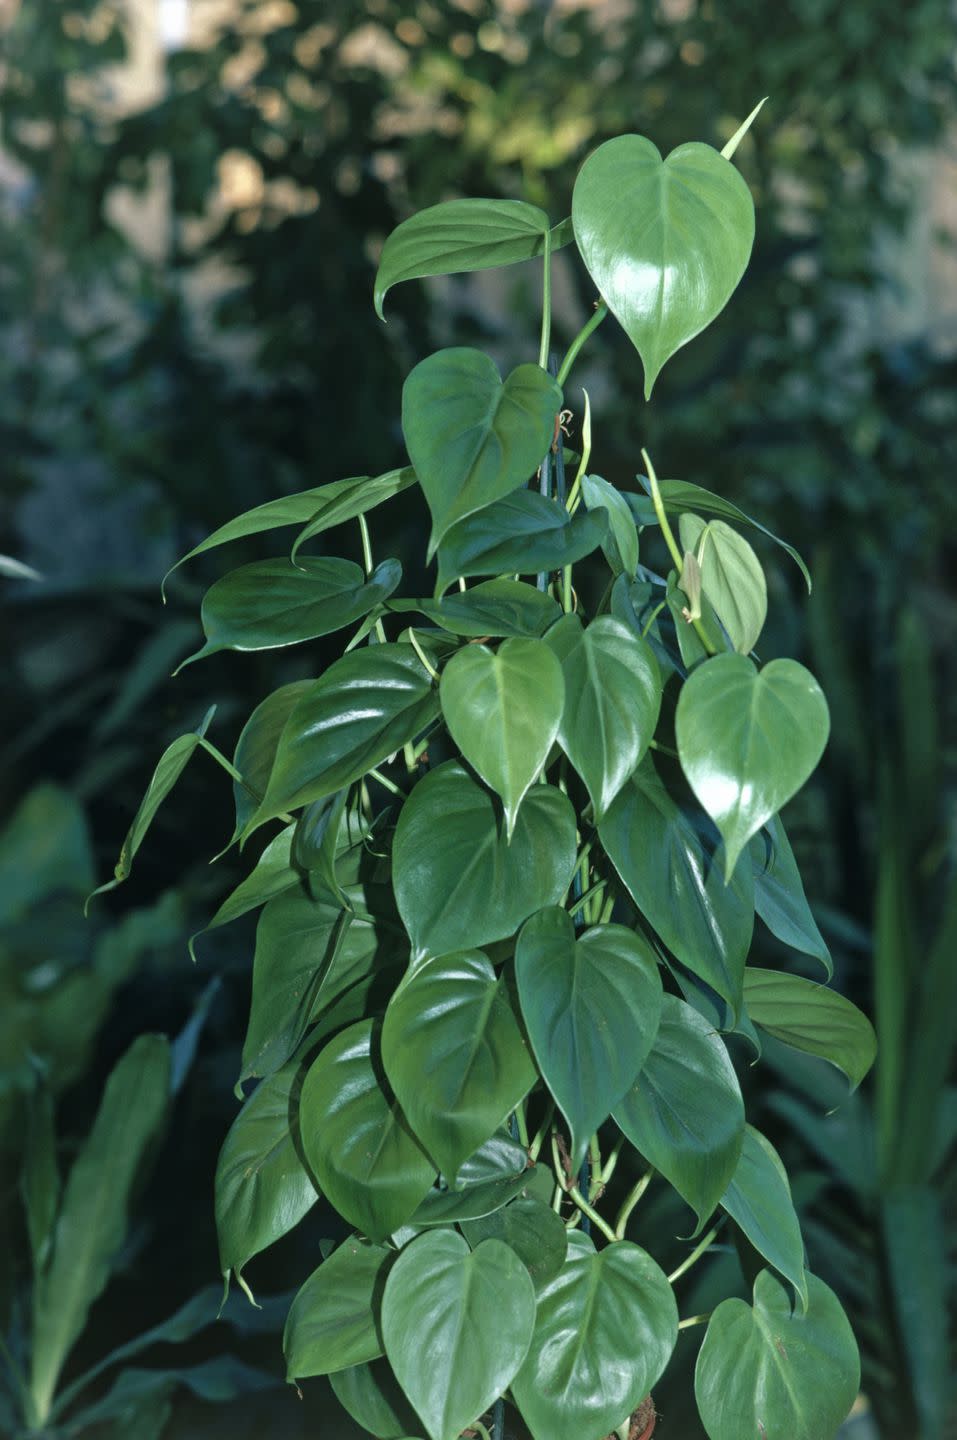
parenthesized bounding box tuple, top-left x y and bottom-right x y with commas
(358, 514, 388, 642)
(614, 1167, 654, 1238)
(557, 300, 608, 387)
(642, 447, 716, 656)
(678, 1312, 712, 1331)
(527, 1100, 555, 1162)
(538, 226, 552, 370)
(473, 1417, 494, 1440)
(550, 1134, 617, 1241)
(667, 1223, 721, 1284)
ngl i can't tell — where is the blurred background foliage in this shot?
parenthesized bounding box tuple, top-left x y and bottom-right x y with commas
(1, 0, 955, 1436)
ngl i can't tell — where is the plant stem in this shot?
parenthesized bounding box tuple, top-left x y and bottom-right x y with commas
(568, 1184, 617, 1243)
(538, 227, 552, 370)
(678, 1312, 712, 1330)
(667, 1223, 721, 1284)
(601, 1134, 625, 1186)
(648, 739, 678, 759)
(474, 1417, 494, 1440)
(527, 1100, 555, 1162)
(615, 1167, 654, 1238)
(564, 386, 592, 516)
(408, 628, 440, 681)
(514, 1102, 529, 1148)
(567, 879, 606, 921)
(588, 1134, 604, 1202)
(642, 447, 716, 656)
(557, 300, 608, 387)
(358, 514, 388, 642)
(366, 767, 403, 797)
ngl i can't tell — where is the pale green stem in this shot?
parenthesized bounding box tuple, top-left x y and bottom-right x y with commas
(367, 767, 403, 798)
(667, 1223, 721, 1284)
(678, 1311, 712, 1331)
(557, 300, 608, 387)
(568, 1184, 617, 1243)
(514, 1101, 529, 1148)
(538, 226, 552, 370)
(358, 515, 388, 642)
(588, 1134, 603, 1202)
(564, 386, 592, 516)
(567, 879, 605, 921)
(470, 1419, 493, 1440)
(601, 1134, 625, 1186)
(528, 1100, 555, 1162)
(642, 446, 716, 656)
(641, 599, 666, 639)
(649, 739, 678, 760)
(614, 1167, 654, 1238)
(408, 628, 440, 681)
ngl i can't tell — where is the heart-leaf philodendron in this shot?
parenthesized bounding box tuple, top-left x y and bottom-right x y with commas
(101, 112, 864, 1440)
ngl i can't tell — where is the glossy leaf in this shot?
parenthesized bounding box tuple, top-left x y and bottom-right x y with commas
(695, 1270, 859, 1440)
(162, 470, 414, 595)
(382, 1230, 536, 1440)
(599, 757, 754, 1014)
(402, 348, 561, 557)
(90, 706, 215, 900)
(545, 613, 661, 819)
(461, 1195, 568, 1290)
(411, 1133, 535, 1226)
(439, 639, 564, 838)
(330, 1358, 423, 1440)
(572, 135, 754, 396)
(299, 1020, 435, 1240)
(382, 952, 537, 1182)
(435, 490, 607, 595)
(676, 654, 830, 879)
(515, 909, 663, 1167)
(30, 1037, 171, 1422)
(614, 994, 744, 1228)
(178, 557, 401, 668)
(581, 474, 639, 578)
(721, 1125, 807, 1309)
(290, 469, 417, 563)
(199, 826, 298, 944)
(20, 1086, 59, 1274)
(678, 514, 767, 655)
(743, 969, 876, 1089)
(284, 1237, 389, 1380)
(751, 817, 832, 977)
(511, 1230, 677, 1440)
(253, 645, 439, 828)
(231, 681, 313, 841)
(215, 1057, 319, 1287)
(293, 790, 350, 906)
(630, 475, 811, 591)
(393, 762, 577, 960)
(376, 199, 570, 318)
(390, 578, 561, 638)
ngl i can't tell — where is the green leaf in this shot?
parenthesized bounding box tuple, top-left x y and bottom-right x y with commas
(197, 825, 298, 947)
(178, 557, 401, 668)
(613, 994, 744, 1229)
(743, 969, 876, 1089)
(402, 348, 561, 558)
(695, 1270, 859, 1440)
(393, 761, 577, 961)
(411, 1133, 535, 1226)
(215, 1058, 319, 1287)
(581, 474, 639, 578)
(62, 1357, 277, 1432)
(439, 639, 564, 838)
(284, 1237, 390, 1380)
(376, 199, 570, 318)
(461, 1195, 568, 1291)
(511, 1230, 677, 1440)
(162, 469, 415, 595)
(599, 757, 754, 1014)
(881, 1186, 949, 1440)
(545, 614, 661, 820)
(390, 578, 561, 638)
(330, 1358, 424, 1439)
(678, 515, 767, 655)
(299, 1020, 435, 1240)
(676, 654, 830, 879)
(20, 1085, 59, 1274)
(89, 706, 215, 901)
(293, 790, 350, 906)
(630, 476, 811, 592)
(750, 817, 832, 977)
(382, 952, 537, 1183)
(515, 909, 663, 1168)
(382, 1230, 536, 1440)
(665, 569, 728, 670)
(435, 491, 607, 596)
(231, 681, 313, 841)
(289, 468, 418, 564)
(721, 1125, 808, 1310)
(572, 135, 755, 397)
(30, 1036, 171, 1424)
(253, 645, 439, 828)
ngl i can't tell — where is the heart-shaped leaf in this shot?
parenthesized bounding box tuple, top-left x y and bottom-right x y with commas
(382, 1231, 536, 1440)
(515, 908, 663, 1167)
(461, 1195, 568, 1291)
(695, 1270, 859, 1440)
(390, 579, 561, 638)
(215, 1057, 319, 1288)
(402, 348, 561, 558)
(284, 1237, 390, 1380)
(743, 969, 876, 1089)
(393, 761, 577, 961)
(376, 199, 571, 318)
(599, 757, 754, 1014)
(382, 952, 537, 1182)
(572, 135, 755, 396)
(299, 1020, 435, 1240)
(435, 491, 607, 596)
(252, 644, 439, 829)
(330, 1358, 424, 1440)
(411, 1133, 535, 1227)
(675, 654, 831, 878)
(613, 994, 744, 1229)
(720, 1125, 807, 1310)
(678, 514, 767, 655)
(545, 614, 661, 820)
(751, 817, 832, 977)
(511, 1230, 677, 1440)
(440, 639, 564, 838)
(230, 682, 313, 842)
(177, 557, 402, 669)
(581, 474, 640, 578)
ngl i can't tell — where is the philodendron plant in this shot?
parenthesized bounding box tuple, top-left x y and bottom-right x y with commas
(95, 106, 877, 1440)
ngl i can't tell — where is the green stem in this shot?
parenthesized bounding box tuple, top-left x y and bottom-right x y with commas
(565, 386, 592, 515)
(358, 515, 388, 643)
(567, 879, 605, 921)
(649, 739, 678, 760)
(568, 1184, 617, 1243)
(514, 1101, 529, 1149)
(528, 1100, 555, 1162)
(588, 1134, 603, 1202)
(614, 1167, 654, 1238)
(667, 1223, 721, 1284)
(678, 1311, 712, 1331)
(366, 767, 403, 798)
(471, 1419, 493, 1440)
(538, 227, 552, 370)
(557, 300, 608, 387)
(642, 446, 716, 657)
(408, 628, 440, 682)
(640, 599, 666, 639)
(601, 1133, 625, 1186)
